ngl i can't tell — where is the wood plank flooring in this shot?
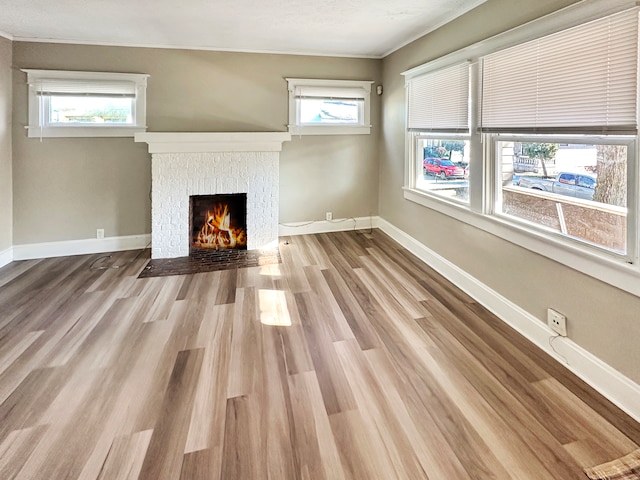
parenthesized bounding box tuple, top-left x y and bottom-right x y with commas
(0, 230, 638, 479)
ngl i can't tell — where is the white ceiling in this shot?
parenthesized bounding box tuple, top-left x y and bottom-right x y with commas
(0, 0, 487, 58)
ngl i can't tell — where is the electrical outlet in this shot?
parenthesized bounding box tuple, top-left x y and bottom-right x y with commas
(96, 228, 105, 240)
(326, 212, 333, 221)
(547, 308, 567, 336)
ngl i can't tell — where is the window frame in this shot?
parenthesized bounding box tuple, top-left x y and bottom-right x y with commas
(401, 0, 640, 298)
(489, 134, 637, 262)
(286, 78, 373, 135)
(22, 69, 149, 138)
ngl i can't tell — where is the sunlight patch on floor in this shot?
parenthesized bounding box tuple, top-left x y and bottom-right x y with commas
(258, 288, 291, 326)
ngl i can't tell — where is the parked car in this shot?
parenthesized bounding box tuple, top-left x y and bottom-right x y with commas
(423, 158, 466, 180)
(516, 172, 597, 200)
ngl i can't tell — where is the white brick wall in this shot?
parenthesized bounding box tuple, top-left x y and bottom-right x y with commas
(151, 151, 279, 259)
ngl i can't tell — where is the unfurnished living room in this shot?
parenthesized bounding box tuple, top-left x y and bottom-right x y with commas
(0, 0, 639, 479)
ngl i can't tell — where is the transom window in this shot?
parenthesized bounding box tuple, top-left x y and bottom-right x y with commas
(23, 69, 149, 138)
(286, 78, 373, 135)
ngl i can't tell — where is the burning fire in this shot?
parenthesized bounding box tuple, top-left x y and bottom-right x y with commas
(194, 203, 246, 249)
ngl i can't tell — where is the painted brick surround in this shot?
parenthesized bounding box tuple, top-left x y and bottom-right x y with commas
(135, 132, 291, 259)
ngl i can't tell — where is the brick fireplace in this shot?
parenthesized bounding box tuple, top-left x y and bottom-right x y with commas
(135, 132, 291, 259)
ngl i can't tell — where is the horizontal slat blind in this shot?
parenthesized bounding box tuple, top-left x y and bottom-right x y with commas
(407, 62, 469, 132)
(30, 78, 137, 97)
(482, 8, 639, 134)
(295, 86, 366, 100)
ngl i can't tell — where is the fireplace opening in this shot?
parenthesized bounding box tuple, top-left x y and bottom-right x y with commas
(190, 193, 247, 251)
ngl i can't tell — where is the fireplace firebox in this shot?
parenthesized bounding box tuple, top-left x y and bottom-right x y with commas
(190, 194, 247, 251)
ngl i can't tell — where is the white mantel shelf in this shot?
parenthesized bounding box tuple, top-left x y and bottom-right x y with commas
(134, 132, 292, 153)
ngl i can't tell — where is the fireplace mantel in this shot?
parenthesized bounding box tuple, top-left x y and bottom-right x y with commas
(134, 132, 291, 153)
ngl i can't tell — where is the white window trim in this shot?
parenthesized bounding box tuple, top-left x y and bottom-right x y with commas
(403, 185, 640, 297)
(401, 0, 640, 299)
(22, 69, 149, 138)
(286, 78, 373, 135)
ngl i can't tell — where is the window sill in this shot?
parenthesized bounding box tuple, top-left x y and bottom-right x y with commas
(287, 125, 371, 136)
(403, 186, 640, 298)
(26, 125, 147, 139)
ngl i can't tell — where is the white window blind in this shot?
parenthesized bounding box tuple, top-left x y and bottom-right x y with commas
(482, 8, 639, 134)
(294, 85, 367, 101)
(407, 62, 470, 132)
(30, 78, 137, 98)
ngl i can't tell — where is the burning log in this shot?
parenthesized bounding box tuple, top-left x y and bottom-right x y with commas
(193, 203, 246, 249)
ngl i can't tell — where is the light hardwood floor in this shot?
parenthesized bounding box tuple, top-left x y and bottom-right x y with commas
(0, 230, 638, 479)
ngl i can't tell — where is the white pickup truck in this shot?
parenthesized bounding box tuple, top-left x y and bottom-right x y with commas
(516, 172, 597, 201)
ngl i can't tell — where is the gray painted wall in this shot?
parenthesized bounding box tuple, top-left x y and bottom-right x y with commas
(11, 44, 381, 244)
(0, 36, 11, 253)
(379, 0, 640, 384)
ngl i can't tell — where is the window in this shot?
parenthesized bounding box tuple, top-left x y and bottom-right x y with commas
(402, 0, 640, 295)
(286, 78, 373, 135)
(23, 69, 149, 138)
(484, 8, 638, 258)
(405, 62, 472, 203)
(414, 136, 470, 202)
(496, 138, 631, 254)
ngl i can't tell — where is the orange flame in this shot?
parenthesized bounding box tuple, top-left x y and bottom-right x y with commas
(193, 203, 246, 249)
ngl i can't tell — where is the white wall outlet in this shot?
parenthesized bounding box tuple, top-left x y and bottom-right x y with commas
(96, 228, 105, 240)
(547, 308, 567, 336)
(326, 212, 333, 221)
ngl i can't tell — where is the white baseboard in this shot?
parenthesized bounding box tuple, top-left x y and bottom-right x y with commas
(12, 234, 151, 261)
(0, 246, 13, 269)
(279, 216, 379, 236)
(377, 217, 640, 423)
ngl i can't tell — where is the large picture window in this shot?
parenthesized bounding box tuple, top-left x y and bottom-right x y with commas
(402, 0, 640, 294)
(495, 138, 631, 254)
